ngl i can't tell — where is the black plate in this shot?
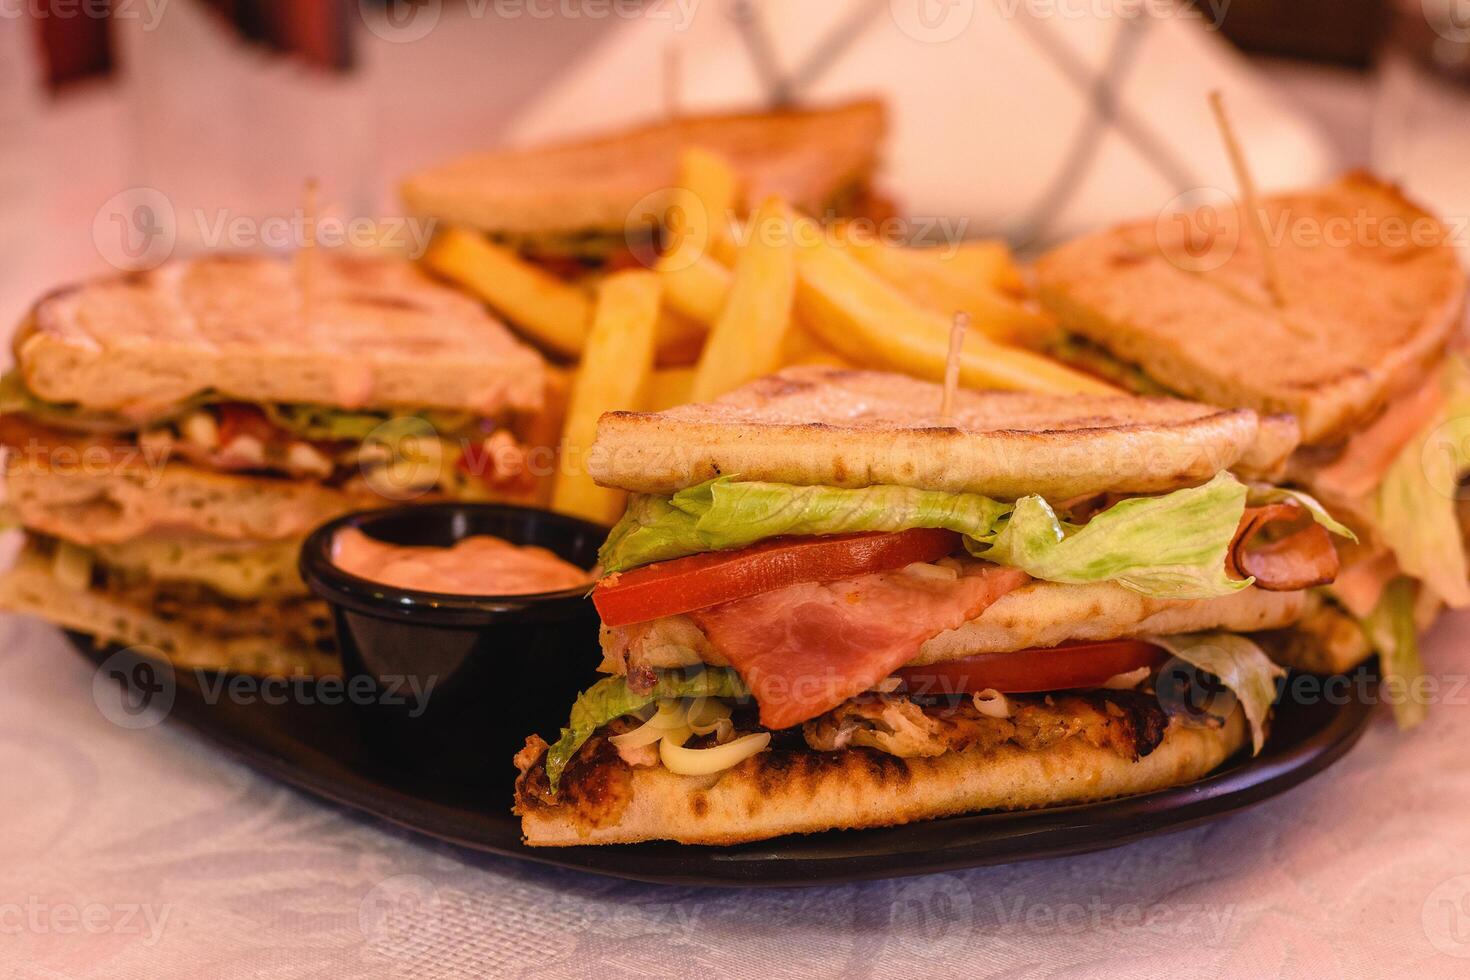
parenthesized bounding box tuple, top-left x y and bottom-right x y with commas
(71, 634, 1374, 887)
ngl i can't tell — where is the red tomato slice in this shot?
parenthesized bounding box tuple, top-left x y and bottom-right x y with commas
(593, 528, 961, 627)
(896, 640, 1166, 696)
(215, 403, 284, 446)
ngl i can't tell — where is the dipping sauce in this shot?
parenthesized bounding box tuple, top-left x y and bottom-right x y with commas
(331, 527, 590, 596)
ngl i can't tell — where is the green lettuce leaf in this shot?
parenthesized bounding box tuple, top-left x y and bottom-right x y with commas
(599, 472, 1350, 601)
(1363, 576, 1428, 730)
(1246, 485, 1358, 542)
(0, 369, 203, 433)
(262, 403, 478, 443)
(544, 669, 750, 792)
(600, 477, 1011, 572)
(975, 472, 1252, 599)
(1149, 631, 1286, 754)
(1375, 355, 1470, 608)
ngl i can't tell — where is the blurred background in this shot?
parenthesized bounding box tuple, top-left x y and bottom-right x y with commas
(2, 0, 1468, 326)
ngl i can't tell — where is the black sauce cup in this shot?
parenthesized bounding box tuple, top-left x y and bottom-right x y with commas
(300, 504, 607, 762)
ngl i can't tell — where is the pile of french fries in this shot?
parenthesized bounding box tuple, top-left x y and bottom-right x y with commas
(425, 148, 1113, 526)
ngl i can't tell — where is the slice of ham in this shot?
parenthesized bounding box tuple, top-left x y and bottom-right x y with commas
(1228, 503, 1339, 592)
(1331, 549, 1400, 619)
(1310, 380, 1444, 503)
(689, 563, 1030, 730)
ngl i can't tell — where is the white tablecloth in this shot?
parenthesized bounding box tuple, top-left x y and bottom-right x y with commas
(6, 9, 1470, 978)
(6, 611, 1470, 978)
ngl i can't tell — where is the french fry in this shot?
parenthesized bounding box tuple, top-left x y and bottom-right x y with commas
(659, 146, 741, 267)
(833, 227, 1050, 346)
(655, 148, 740, 334)
(658, 254, 732, 325)
(779, 323, 856, 369)
(690, 197, 798, 402)
(655, 308, 707, 367)
(709, 218, 741, 267)
(643, 366, 696, 411)
(516, 364, 571, 505)
(785, 210, 1115, 395)
(935, 240, 1027, 297)
(426, 227, 592, 358)
(552, 271, 661, 524)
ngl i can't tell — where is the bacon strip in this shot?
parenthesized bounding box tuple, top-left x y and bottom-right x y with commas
(1229, 503, 1339, 592)
(689, 563, 1029, 730)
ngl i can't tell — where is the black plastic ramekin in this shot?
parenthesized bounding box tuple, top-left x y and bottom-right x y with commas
(300, 504, 607, 758)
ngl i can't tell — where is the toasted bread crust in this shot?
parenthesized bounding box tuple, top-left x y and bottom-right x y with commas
(589, 367, 1276, 500)
(15, 253, 546, 415)
(1036, 173, 1466, 445)
(0, 548, 336, 676)
(514, 709, 1247, 845)
(401, 99, 886, 238)
(3, 457, 377, 545)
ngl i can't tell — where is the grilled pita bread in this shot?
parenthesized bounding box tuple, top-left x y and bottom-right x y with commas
(3, 456, 378, 546)
(15, 253, 546, 415)
(1036, 173, 1466, 445)
(402, 99, 886, 244)
(0, 547, 336, 676)
(590, 366, 1294, 500)
(515, 707, 1246, 846)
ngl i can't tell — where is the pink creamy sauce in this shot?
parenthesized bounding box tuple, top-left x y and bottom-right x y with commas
(332, 527, 589, 596)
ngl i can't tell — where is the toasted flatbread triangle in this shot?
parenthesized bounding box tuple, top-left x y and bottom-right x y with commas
(15, 253, 546, 415)
(0, 548, 336, 677)
(401, 99, 886, 239)
(515, 709, 1246, 846)
(590, 366, 1287, 500)
(1036, 172, 1466, 445)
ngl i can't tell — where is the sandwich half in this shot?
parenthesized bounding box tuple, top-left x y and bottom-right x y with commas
(513, 367, 1351, 845)
(0, 252, 552, 674)
(402, 99, 889, 277)
(1036, 172, 1468, 701)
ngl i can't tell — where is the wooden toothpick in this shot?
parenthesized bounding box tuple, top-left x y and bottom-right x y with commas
(663, 41, 682, 125)
(940, 311, 969, 425)
(1208, 91, 1287, 309)
(298, 178, 320, 325)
